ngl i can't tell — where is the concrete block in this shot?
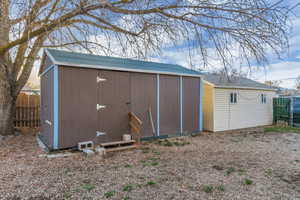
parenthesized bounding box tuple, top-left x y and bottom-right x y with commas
(95, 147, 106, 157)
(83, 149, 95, 156)
(78, 141, 94, 151)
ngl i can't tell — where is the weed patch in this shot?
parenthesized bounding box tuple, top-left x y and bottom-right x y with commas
(225, 167, 235, 176)
(155, 139, 190, 147)
(123, 184, 134, 192)
(244, 178, 253, 185)
(82, 183, 95, 192)
(124, 164, 133, 168)
(265, 169, 273, 177)
(216, 185, 225, 191)
(203, 185, 214, 193)
(141, 157, 160, 166)
(147, 181, 157, 186)
(104, 191, 116, 198)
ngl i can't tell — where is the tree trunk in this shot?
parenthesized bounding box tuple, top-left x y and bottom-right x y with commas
(0, 79, 16, 136)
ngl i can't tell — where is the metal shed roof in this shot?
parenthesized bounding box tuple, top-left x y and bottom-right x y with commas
(203, 73, 276, 91)
(43, 49, 202, 77)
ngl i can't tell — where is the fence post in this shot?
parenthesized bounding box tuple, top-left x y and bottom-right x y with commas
(290, 97, 294, 127)
(273, 98, 276, 124)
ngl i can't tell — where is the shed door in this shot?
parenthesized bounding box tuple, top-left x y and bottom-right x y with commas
(60, 67, 99, 149)
(97, 70, 131, 143)
(40, 70, 53, 147)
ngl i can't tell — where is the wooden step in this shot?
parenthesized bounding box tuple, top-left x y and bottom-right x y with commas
(105, 145, 137, 153)
(100, 140, 135, 147)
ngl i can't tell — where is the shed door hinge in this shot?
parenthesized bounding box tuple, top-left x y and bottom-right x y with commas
(97, 76, 107, 83)
(96, 131, 106, 136)
(97, 104, 106, 110)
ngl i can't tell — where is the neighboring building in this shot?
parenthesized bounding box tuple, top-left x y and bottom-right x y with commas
(277, 87, 299, 97)
(39, 49, 203, 150)
(202, 73, 277, 132)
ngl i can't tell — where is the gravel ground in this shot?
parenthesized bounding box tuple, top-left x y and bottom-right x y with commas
(0, 127, 299, 200)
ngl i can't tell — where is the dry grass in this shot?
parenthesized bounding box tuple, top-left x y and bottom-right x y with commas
(0, 127, 300, 200)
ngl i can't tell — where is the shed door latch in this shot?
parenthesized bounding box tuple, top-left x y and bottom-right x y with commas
(97, 104, 106, 110)
(97, 76, 107, 83)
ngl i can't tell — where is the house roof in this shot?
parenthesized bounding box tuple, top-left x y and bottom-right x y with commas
(202, 73, 276, 91)
(42, 49, 202, 77)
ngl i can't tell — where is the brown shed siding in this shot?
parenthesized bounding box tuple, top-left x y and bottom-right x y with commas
(40, 68, 54, 147)
(183, 77, 200, 133)
(130, 73, 157, 138)
(59, 67, 98, 149)
(159, 75, 180, 135)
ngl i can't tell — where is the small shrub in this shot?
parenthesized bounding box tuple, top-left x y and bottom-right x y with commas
(82, 183, 95, 192)
(225, 167, 235, 176)
(147, 181, 157, 186)
(124, 164, 133, 168)
(104, 191, 116, 198)
(123, 184, 134, 192)
(216, 185, 225, 191)
(123, 197, 130, 200)
(203, 185, 214, 193)
(244, 178, 253, 185)
(151, 161, 159, 166)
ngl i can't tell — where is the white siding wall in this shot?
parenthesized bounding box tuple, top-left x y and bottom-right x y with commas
(214, 88, 276, 132)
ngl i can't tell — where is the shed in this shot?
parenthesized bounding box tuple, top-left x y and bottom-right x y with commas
(39, 49, 203, 150)
(202, 73, 276, 132)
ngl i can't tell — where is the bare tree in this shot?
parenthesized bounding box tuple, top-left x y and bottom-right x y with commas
(0, 0, 294, 135)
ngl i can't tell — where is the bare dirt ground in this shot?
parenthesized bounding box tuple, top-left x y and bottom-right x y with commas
(0, 127, 299, 200)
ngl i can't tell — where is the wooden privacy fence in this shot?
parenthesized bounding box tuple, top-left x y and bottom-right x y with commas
(15, 93, 40, 128)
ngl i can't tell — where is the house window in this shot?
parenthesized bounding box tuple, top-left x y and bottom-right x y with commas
(261, 94, 267, 104)
(230, 92, 237, 104)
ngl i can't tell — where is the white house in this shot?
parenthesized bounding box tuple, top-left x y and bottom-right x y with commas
(202, 74, 277, 132)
